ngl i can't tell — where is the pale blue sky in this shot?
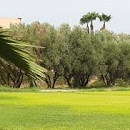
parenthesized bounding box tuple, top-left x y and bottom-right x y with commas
(0, 0, 130, 33)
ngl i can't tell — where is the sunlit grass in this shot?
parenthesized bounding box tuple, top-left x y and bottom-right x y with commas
(0, 91, 130, 129)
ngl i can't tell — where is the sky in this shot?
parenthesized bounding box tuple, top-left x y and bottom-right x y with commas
(0, 0, 130, 33)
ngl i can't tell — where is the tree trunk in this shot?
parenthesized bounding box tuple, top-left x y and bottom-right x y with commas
(103, 22, 105, 30)
(86, 23, 89, 33)
(90, 21, 94, 32)
(44, 74, 51, 88)
(29, 77, 37, 87)
(73, 74, 81, 88)
(64, 75, 73, 88)
(101, 74, 107, 85)
(52, 72, 60, 88)
(44, 72, 60, 89)
(13, 70, 24, 88)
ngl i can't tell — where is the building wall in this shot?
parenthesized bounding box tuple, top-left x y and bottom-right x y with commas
(0, 17, 22, 28)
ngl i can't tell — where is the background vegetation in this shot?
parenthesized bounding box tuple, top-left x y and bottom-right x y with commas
(1, 12, 130, 89)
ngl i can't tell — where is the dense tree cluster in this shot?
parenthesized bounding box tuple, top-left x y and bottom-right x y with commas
(1, 12, 130, 88)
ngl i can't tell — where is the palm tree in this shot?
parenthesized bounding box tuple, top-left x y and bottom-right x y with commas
(80, 15, 90, 33)
(88, 12, 98, 32)
(0, 31, 46, 84)
(98, 13, 112, 30)
(80, 12, 98, 33)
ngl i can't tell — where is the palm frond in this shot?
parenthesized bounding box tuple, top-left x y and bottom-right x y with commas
(0, 31, 46, 81)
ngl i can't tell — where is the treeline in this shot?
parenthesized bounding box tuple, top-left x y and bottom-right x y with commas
(1, 21, 128, 88)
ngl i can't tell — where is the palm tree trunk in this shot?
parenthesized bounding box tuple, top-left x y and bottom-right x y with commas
(86, 23, 89, 33)
(103, 22, 105, 30)
(90, 21, 94, 33)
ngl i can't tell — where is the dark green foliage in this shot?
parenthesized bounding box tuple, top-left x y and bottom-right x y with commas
(7, 21, 130, 88)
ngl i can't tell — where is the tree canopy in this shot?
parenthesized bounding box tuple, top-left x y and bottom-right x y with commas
(1, 12, 130, 89)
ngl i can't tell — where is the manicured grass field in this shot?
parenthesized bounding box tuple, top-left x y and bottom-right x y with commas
(0, 90, 130, 130)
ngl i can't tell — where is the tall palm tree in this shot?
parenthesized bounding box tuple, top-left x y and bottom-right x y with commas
(80, 12, 98, 33)
(80, 15, 90, 33)
(0, 31, 46, 84)
(98, 13, 112, 30)
(88, 12, 98, 32)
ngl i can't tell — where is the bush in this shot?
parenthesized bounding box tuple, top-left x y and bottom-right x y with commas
(116, 78, 129, 87)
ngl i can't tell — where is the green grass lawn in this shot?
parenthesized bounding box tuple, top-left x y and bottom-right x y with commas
(0, 89, 130, 130)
